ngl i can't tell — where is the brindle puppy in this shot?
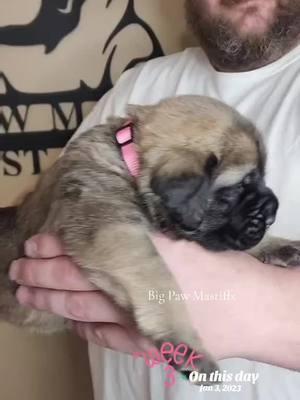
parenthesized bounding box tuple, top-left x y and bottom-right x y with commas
(0, 96, 298, 382)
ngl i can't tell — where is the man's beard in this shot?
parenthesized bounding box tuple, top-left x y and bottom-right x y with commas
(185, 0, 300, 71)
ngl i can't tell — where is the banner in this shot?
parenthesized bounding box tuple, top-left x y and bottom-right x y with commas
(0, 0, 188, 205)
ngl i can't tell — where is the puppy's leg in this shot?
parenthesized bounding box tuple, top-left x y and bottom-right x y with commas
(249, 235, 300, 267)
(63, 223, 218, 383)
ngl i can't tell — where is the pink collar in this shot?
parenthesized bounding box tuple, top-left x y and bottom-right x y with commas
(115, 123, 140, 177)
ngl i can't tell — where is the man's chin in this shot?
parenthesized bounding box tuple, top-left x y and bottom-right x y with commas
(185, 0, 300, 71)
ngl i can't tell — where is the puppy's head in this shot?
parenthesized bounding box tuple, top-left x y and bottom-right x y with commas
(128, 95, 278, 251)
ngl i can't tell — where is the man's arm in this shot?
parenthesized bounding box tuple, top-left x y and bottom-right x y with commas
(9, 233, 300, 370)
(152, 234, 300, 370)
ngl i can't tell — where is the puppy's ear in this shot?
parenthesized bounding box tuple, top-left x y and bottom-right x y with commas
(150, 154, 218, 228)
(151, 174, 209, 228)
(126, 104, 155, 122)
(151, 175, 202, 206)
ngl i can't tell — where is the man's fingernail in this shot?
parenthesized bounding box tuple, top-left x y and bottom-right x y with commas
(24, 239, 38, 257)
(16, 287, 31, 305)
(9, 260, 20, 281)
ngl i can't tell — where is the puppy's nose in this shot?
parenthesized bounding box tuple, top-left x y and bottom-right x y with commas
(257, 188, 279, 226)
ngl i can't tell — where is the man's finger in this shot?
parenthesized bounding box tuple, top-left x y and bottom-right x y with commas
(24, 234, 66, 258)
(72, 322, 153, 354)
(9, 256, 95, 291)
(16, 287, 129, 324)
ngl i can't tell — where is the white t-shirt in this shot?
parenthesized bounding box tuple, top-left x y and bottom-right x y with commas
(74, 46, 300, 399)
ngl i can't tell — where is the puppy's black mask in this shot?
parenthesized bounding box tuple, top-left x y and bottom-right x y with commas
(151, 167, 278, 251)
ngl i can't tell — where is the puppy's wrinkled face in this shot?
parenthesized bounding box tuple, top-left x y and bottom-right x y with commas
(132, 95, 278, 251)
(151, 166, 278, 251)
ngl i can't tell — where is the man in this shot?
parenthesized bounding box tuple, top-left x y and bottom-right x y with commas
(8, 0, 300, 398)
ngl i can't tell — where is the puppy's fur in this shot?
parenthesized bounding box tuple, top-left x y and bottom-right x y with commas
(0, 96, 298, 382)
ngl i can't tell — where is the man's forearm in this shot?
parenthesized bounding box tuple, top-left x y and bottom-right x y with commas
(240, 265, 300, 370)
(152, 235, 300, 369)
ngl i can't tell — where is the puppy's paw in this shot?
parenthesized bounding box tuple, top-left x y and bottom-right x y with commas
(259, 242, 300, 267)
(155, 340, 218, 386)
(180, 354, 219, 386)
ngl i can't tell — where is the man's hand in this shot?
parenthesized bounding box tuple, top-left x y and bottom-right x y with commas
(9, 234, 152, 354)
(8, 233, 300, 370)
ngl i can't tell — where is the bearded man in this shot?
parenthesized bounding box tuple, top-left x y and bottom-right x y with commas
(8, 1, 300, 399)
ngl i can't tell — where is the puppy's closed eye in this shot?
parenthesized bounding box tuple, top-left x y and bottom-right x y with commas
(204, 153, 219, 176)
(151, 153, 218, 201)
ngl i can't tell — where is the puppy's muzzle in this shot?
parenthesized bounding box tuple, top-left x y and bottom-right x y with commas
(225, 187, 278, 250)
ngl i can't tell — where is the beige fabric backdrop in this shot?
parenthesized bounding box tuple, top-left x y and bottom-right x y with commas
(0, 1, 192, 399)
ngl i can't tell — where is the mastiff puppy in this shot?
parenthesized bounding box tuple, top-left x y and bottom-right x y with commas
(0, 95, 298, 382)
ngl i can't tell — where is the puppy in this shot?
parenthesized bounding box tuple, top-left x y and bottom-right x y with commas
(0, 95, 298, 382)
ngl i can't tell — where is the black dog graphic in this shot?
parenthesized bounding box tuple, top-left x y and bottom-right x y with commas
(0, 0, 86, 53)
